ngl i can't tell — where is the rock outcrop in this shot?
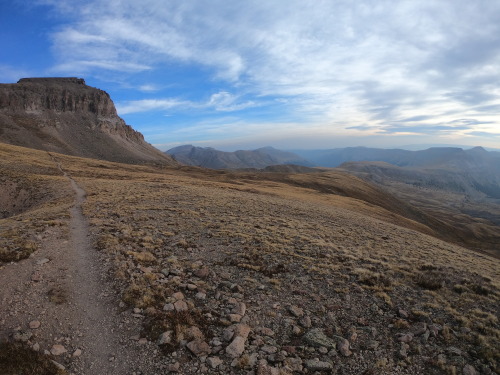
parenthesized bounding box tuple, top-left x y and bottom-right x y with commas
(0, 78, 176, 165)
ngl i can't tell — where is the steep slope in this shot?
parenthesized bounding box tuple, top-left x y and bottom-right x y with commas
(340, 161, 500, 256)
(0, 77, 176, 165)
(1, 143, 498, 375)
(166, 144, 311, 169)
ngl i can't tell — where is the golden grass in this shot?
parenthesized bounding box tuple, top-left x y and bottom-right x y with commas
(1, 142, 499, 370)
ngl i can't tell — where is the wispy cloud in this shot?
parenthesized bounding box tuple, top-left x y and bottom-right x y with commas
(117, 90, 260, 115)
(39, 0, 500, 145)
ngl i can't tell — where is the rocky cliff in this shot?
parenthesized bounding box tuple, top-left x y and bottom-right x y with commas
(0, 78, 176, 165)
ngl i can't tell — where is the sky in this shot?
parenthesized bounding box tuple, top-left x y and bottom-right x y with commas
(1, 0, 500, 151)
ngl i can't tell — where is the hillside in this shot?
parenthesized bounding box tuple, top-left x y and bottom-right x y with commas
(0, 78, 175, 165)
(1, 142, 498, 375)
(166, 145, 312, 169)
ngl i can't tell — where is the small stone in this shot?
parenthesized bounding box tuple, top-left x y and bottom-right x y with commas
(261, 345, 278, 354)
(397, 333, 414, 342)
(167, 361, 180, 372)
(194, 267, 209, 278)
(31, 271, 42, 282)
(207, 356, 223, 368)
(412, 322, 427, 336)
(36, 258, 50, 265)
(232, 302, 246, 316)
(50, 344, 67, 356)
(398, 309, 409, 319)
(234, 324, 251, 339)
(305, 359, 333, 371)
(50, 360, 65, 371)
(73, 349, 82, 357)
(299, 316, 312, 328)
(257, 363, 280, 375)
(133, 308, 141, 314)
(336, 337, 352, 356)
(284, 357, 303, 372)
(463, 364, 478, 375)
(185, 326, 204, 341)
(174, 300, 188, 312)
(288, 305, 304, 317)
(228, 314, 242, 323)
(292, 325, 302, 335)
(186, 340, 211, 356)
(303, 329, 336, 349)
(163, 303, 175, 312)
(29, 320, 41, 329)
(138, 338, 148, 345)
(399, 342, 409, 358)
(195, 292, 206, 300)
(158, 331, 173, 345)
(447, 346, 462, 356)
(32, 343, 40, 351)
(226, 336, 246, 358)
(260, 327, 275, 336)
(187, 284, 197, 291)
(172, 291, 185, 300)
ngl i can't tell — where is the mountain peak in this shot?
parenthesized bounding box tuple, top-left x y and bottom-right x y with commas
(0, 77, 175, 165)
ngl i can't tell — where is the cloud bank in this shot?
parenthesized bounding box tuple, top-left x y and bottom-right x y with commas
(39, 0, 500, 147)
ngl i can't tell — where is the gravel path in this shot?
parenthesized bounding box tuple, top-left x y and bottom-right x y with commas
(0, 158, 168, 374)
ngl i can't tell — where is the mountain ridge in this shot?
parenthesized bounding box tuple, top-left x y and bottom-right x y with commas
(166, 144, 312, 169)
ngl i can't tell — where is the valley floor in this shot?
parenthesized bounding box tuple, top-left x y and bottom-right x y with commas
(0, 143, 499, 374)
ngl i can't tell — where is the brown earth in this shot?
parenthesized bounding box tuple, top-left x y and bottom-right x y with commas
(0, 142, 498, 375)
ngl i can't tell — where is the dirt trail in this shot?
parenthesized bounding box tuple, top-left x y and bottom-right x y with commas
(56, 159, 131, 374)
(0, 156, 166, 374)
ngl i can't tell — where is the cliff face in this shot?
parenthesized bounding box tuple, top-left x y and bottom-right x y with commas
(0, 78, 176, 165)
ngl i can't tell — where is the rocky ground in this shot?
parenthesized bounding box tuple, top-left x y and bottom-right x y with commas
(1, 144, 499, 374)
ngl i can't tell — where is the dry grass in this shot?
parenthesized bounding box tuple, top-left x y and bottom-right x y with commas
(0, 342, 66, 375)
(1, 142, 499, 372)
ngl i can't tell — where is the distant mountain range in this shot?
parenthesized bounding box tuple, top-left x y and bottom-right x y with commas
(292, 146, 500, 169)
(166, 145, 312, 169)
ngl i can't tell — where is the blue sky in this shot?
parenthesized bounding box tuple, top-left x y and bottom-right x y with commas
(1, 0, 500, 151)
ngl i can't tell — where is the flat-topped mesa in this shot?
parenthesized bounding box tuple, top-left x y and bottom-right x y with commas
(0, 77, 177, 165)
(18, 77, 86, 85)
(2, 77, 115, 116)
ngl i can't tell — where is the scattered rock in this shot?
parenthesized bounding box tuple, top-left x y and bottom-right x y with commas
(158, 331, 173, 345)
(50, 360, 65, 371)
(174, 300, 188, 312)
(463, 364, 478, 375)
(207, 356, 223, 368)
(50, 344, 67, 356)
(303, 328, 336, 349)
(194, 267, 209, 278)
(397, 333, 414, 343)
(29, 320, 41, 329)
(73, 349, 82, 357)
(304, 359, 333, 371)
(288, 305, 304, 317)
(226, 336, 246, 358)
(186, 340, 211, 356)
(336, 336, 352, 356)
(299, 315, 312, 328)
